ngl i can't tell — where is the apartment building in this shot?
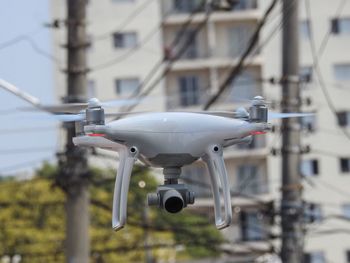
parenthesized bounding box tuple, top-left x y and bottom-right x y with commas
(51, 0, 350, 262)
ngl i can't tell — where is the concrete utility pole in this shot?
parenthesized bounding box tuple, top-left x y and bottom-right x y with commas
(58, 0, 90, 262)
(280, 0, 304, 262)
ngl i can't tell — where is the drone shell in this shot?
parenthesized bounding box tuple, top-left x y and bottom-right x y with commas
(79, 112, 269, 167)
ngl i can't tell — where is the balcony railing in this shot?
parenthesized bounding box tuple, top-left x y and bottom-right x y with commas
(167, 0, 258, 15)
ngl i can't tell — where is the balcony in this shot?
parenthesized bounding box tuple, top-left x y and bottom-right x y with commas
(165, 66, 263, 110)
(162, 0, 261, 25)
(163, 21, 262, 71)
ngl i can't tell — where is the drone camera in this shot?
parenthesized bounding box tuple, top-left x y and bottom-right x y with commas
(147, 184, 195, 213)
(163, 189, 184, 213)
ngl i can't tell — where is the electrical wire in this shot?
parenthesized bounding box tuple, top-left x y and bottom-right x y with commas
(203, 0, 279, 109)
(91, 0, 205, 72)
(118, 2, 212, 115)
(305, 0, 350, 142)
(117, 0, 294, 115)
(0, 146, 55, 155)
(310, 177, 350, 199)
(0, 157, 55, 174)
(202, 0, 300, 111)
(0, 31, 61, 66)
(0, 126, 57, 135)
(91, 0, 158, 41)
(316, 0, 348, 58)
(90, 12, 168, 71)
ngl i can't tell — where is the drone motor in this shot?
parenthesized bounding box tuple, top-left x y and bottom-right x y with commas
(249, 96, 268, 123)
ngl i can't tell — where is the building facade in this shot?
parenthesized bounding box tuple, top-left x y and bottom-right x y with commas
(51, 0, 350, 262)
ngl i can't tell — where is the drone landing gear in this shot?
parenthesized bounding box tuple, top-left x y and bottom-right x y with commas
(112, 146, 139, 231)
(148, 167, 195, 213)
(202, 145, 232, 230)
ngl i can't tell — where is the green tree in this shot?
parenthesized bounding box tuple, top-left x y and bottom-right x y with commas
(0, 163, 223, 262)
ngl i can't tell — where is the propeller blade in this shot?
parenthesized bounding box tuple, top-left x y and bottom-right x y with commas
(22, 113, 85, 122)
(19, 96, 161, 114)
(100, 98, 140, 107)
(53, 114, 85, 122)
(38, 104, 88, 114)
(268, 112, 314, 120)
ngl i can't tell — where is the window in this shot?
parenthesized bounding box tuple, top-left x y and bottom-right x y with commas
(340, 158, 350, 173)
(115, 78, 139, 96)
(300, 66, 313, 83)
(300, 20, 311, 39)
(173, 0, 203, 13)
(178, 75, 200, 106)
(331, 18, 350, 34)
(301, 159, 319, 177)
(113, 32, 137, 48)
(342, 204, 350, 218)
(236, 164, 266, 195)
(334, 64, 350, 82)
(336, 111, 350, 127)
(228, 71, 259, 101)
(304, 251, 326, 263)
(232, 0, 257, 10)
(300, 114, 317, 132)
(240, 211, 266, 241)
(228, 24, 256, 58)
(304, 203, 323, 223)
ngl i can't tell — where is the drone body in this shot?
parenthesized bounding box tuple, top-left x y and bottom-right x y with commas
(74, 109, 270, 231)
(0, 78, 310, 232)
(77, 112, 269, 167)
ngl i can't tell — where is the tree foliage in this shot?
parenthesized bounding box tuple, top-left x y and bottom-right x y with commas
(0, 162, 223, 262)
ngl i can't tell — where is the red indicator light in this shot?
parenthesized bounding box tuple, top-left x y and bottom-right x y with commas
(250, 131, 266, 135)
(88, 133, 105, 137)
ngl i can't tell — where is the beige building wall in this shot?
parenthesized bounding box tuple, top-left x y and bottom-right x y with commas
(52, 0, 350, 261)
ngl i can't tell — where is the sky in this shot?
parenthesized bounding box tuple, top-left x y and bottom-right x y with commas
(0, 0, 58, 176)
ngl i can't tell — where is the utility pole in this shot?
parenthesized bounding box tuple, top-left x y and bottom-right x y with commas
(280, 0, 304, 262)
(57, 0, 90, 262)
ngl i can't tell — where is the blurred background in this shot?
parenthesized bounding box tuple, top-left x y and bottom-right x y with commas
(1, 0, 350, 262)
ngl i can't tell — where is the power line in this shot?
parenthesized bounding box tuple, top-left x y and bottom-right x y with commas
(0, 146, 55, 155)
(202, 0, 300, 110)
(305, 0, 350, 142)
(316, 0, 348, 57)
(203, 0, 279, 110)
(0, 31, 61, 66)
(91, 1, 204, 74)
(90, 15, 166, 71)
(310, 176, 350, 199)
(91, 0, 157, 41)
(118, 2, 212, 114)
(0, 27, 43, 50)
(0, 157, 55, 174)
(0, 126, 57, 135)
(119, 0, 293, 115)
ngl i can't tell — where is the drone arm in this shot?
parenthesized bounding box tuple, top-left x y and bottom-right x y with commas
(202, 145, 232, 230)
(112, 146, 139, 231)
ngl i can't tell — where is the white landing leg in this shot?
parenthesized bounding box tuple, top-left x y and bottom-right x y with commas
(202, 145, 232, 230)
(112, 146, 139, 231)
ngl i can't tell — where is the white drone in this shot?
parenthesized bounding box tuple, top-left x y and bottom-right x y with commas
(0, 78, 311, 231)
